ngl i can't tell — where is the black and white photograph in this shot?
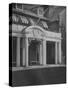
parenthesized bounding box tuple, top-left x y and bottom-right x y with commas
(9, 3, 66, 87)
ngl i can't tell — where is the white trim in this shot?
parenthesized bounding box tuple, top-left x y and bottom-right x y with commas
(11, 25, 61, 40)
(46, 37, 61, 42)
(25, 25, 61, 39)
(25, 25, 45, 33)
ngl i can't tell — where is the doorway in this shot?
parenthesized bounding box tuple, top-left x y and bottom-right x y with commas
(46, 41, 55, 64)
(28, 39, 41, 66)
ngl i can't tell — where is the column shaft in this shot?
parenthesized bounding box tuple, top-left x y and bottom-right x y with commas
(39, 44, 42, 64)
(59, 41, 61, 64)
(55, 42, 57, 64)
(42, 39, 46, 65)
(25, 37, 28, 67)
(22, 38, 26, 66)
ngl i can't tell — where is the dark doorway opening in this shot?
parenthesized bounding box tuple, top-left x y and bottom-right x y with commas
(29, 39, 40, 66)
(46, 41, 55, 64)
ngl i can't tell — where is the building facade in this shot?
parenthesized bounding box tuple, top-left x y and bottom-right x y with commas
(9, 4, 66, 71)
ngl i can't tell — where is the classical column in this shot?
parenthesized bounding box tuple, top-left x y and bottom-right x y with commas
(25, 37, 28, 67)
(39, 43, 43, 65)
(16, 37, 20, 67)
(22, 38, 26, 66)
(59, 41, 62, 64)
(55, 42, 57, 64)
(42, 39, 46, 65)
